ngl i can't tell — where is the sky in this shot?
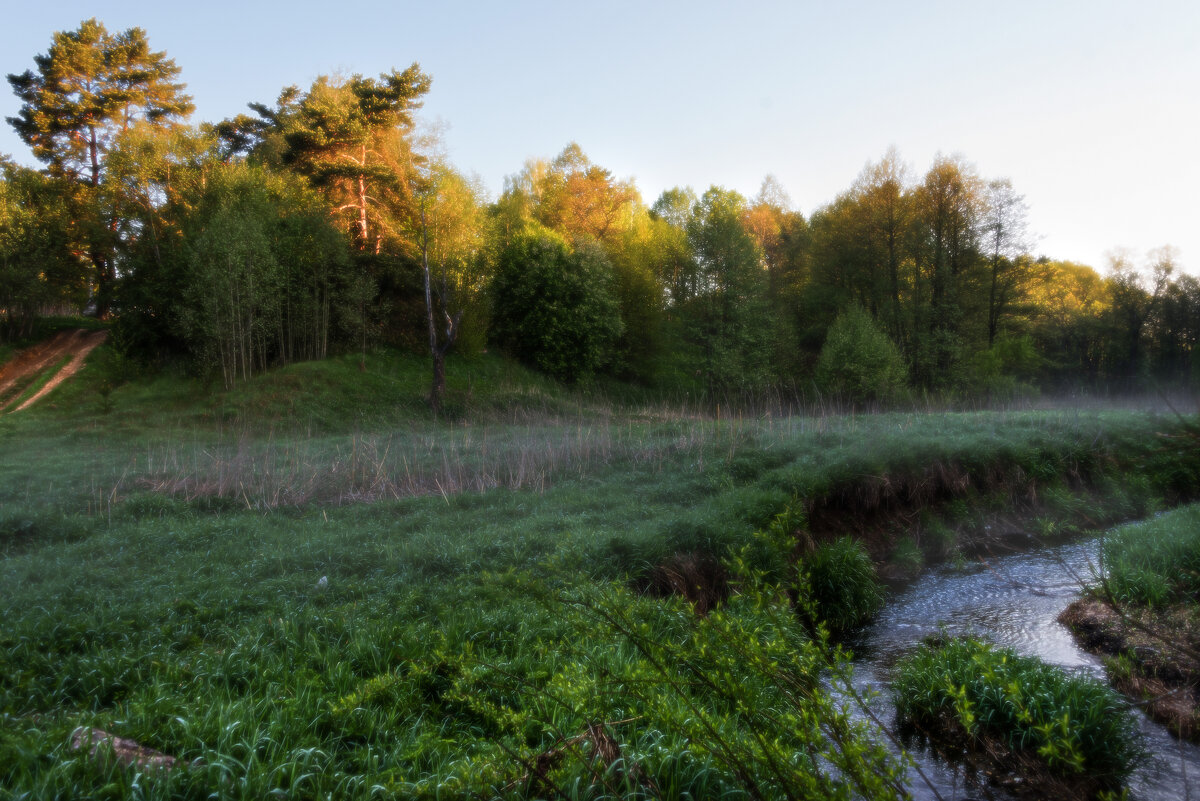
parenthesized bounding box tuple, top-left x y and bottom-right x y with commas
(2, 0, 1197, 274)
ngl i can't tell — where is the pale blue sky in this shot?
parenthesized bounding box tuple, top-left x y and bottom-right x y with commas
(3, 1, 1197, 273)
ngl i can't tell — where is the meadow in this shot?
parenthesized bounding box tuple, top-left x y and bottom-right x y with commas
(3, 344, 1199, 799)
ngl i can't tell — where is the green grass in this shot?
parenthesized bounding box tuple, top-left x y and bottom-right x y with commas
(799, 537, 883, 635)
(2, 341, 1199, 798)
(1102, 503, 1200, 607)
(893, 637, 1142, 791)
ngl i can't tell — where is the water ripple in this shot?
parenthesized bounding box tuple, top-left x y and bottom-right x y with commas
(851, 537, 1200, 801)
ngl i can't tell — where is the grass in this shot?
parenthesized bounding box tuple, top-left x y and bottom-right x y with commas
(2, 339, 1200, 797)
(799, 538, 883, 635)
(1058, 503, 1200, 739)
(1102, 503, 1200, 607)
(893, 637, 1142, 795)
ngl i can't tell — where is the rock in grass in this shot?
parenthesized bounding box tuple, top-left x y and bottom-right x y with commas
(70, 727, 177, 771)
(317, 575, 329, 590)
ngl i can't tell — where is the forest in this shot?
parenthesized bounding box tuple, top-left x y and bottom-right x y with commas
(3, 19, 1194, 407)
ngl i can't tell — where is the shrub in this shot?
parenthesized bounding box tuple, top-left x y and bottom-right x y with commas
(800, 537, 883, 634)
(815, 304, 907, 403)
(552, 582, 909, 800)
(894, 637, 1142, 789)
(489, 228, 623, 384)
(968, 335, 1042, 400)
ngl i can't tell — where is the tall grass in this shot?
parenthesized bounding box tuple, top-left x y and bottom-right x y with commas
(1102, 504, 1200, 607)
(799, 537, 883, 635)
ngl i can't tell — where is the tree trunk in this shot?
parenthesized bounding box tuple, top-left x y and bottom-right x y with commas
(421, 206, 442, 414)
(431, 347, 446, 414)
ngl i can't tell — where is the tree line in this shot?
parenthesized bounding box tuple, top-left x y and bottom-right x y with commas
(2, 19, 1196, 405)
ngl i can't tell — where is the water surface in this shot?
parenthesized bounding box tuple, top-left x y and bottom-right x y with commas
(849, 538, 1200, 800)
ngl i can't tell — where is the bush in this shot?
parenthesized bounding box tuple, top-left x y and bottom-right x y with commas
(894, 637, 1142, 789)
(489, 228, 623, 383)
(814, 305, 907, 403)
(800, 537, 883, 634)
(968, 335, 1042, 400)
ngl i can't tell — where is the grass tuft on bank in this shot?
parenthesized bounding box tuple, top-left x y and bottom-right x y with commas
(894, 637, 1142, 796)
(1103, 504, 1200, 607)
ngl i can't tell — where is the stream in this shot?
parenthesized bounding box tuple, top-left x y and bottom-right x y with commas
(849, 536, 1200, 800)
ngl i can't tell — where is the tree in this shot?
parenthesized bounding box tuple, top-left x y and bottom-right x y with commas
(1104, 247, 1174, 387)
(742, 176, 790, 278)
(280, 67, 431, 253)
(213, 85, 302, 164)
(1148, 274, 1200, 385)
(743, 176, 810, 376)
(7, 18, 193, 316)
(603, 211, 669, 383)
(981, 178, 1033, 346)
(103, 122, 219, 271)
(115, 162, 350, 380)
(0, 159, 88, 339)
(497, 143, 639, 248)
(542, 143, 638, 244)
(184, 199, 282, 386)
(1026, 260, 1109, 388)
(490, 228, 622, 383)
(909, 155, 985, 387)
(649, 187, 699, 306)
(415, 162, 488, 412)
(854, 150, 911, 343)
(684, 187, 773, 393)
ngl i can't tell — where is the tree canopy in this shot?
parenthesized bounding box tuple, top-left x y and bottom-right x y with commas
(5, 19, 1196, 401)
(7, 18, 193, 188)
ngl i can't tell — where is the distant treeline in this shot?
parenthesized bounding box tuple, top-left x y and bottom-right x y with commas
(2, 19, 1195, 400)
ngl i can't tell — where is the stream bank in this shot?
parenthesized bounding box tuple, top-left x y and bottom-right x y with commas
(851, 536, 1200, 801)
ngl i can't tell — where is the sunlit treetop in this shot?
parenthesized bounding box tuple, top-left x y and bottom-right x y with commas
(6, 18, 193, 187)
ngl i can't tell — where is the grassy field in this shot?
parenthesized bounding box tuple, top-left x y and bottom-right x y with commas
(3, 342, 1199, 798)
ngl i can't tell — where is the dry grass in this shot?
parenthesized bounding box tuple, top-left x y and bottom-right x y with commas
(132, 418, 761, 508)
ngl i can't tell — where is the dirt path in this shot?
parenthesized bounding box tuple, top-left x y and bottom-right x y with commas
(0, 329, 108, 413)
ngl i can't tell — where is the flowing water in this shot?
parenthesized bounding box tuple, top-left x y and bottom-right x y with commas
(848, 536, 1200, 800)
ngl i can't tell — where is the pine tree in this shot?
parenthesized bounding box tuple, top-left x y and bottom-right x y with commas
(7, 18, 193, 316)
(281, 67, 431, 253)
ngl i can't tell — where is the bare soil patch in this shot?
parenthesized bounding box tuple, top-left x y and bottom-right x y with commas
(0, 329, 107, 413)
(1059, 597, 1200, 739)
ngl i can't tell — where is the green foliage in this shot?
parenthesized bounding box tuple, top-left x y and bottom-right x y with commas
(0, 162, 88, 339)
(894, 637, 1142, 787)
(1102, 504, 1200, 607)
(489, 227, 623, 383)
(800, 537, 884, 634)
(543, 582, 909, 800)
(682, 187, 774, 394)
(815, 304, 907, 403)
(968, 334, 1042, 399)
(116, 162, 351, 382)
(889, 536, 923, 574)
(0, 345, 1196, 799)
